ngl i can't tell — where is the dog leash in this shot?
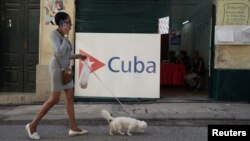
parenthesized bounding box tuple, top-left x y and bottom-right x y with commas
(84, 61, 133, 117)
(92, 71, 133, 117)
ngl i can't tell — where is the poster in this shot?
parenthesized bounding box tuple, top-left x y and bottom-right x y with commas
(44, 0, 66, 25)
(75, 33, 160, 99)
(170, 29, 181, 45)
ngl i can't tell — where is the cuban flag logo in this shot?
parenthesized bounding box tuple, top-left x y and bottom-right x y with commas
(79, 49, 105, 76)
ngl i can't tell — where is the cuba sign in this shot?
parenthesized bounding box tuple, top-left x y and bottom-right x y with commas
(108, 56, 156, 73)
(75, 33, 160, 99)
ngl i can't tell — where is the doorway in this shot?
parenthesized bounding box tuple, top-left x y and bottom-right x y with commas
(159, 2, 214, 102)
(0, 0, 40, 92)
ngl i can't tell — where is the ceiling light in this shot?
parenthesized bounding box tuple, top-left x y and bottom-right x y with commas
(182, 20, 189, 25)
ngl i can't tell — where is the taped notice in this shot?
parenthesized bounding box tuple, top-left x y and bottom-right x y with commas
(216, 28, 234, 42)
(242, 27, 250, 43)
(215, 26, 250, 45)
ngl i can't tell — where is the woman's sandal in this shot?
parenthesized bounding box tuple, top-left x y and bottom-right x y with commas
(25, 123, 40, 140)
(69, 129, 88, 137)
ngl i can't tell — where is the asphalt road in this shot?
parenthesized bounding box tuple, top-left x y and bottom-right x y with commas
(1, 120, 249, 141)
(0, 124, 206, 141)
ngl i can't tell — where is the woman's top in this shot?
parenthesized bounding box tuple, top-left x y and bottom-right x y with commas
(49, 29, 72, 70)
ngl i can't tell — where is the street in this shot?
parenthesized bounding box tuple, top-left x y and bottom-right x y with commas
(0, 124, 206, 141)
(1, 120, 250, 141)
(0, 102, 250, 141)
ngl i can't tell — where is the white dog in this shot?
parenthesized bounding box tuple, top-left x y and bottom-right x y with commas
(101, 109, 147, 136)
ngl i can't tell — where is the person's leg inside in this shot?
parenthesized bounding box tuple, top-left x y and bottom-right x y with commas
(185, 73, 195, 87)
(185, 73, 197, 87)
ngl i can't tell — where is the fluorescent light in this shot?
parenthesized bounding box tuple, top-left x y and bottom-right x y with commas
(182, 20, 189, 25)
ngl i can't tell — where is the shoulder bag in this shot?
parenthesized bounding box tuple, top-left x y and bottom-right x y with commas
(54, 54, 73, 84)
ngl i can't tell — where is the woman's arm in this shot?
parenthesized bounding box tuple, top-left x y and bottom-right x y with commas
(70, 54, 87, 60)
(50, 31, 67, 57)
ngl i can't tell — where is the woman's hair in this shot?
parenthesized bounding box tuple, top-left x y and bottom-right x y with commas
(54, 12, 69, 26)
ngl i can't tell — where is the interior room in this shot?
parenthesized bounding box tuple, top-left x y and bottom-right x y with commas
(159, 0, 213, 102)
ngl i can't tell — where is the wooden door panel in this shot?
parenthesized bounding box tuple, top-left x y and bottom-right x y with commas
(1, 2, 24, 91)
(23, 3, 39, 92)
(0, 0, 39, 92)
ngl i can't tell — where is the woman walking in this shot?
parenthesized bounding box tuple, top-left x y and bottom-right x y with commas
(25, 12, 87, 140)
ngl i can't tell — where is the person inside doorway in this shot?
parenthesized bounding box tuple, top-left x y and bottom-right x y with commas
(184, 50, 205, 89)
(176, 50, 191, 71)
(25, 12, 88, 140)
(168, 50, 177, 63)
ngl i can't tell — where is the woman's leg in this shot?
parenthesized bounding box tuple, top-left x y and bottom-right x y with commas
(29, 91, 61, 133)
(64, 88, 81, 131)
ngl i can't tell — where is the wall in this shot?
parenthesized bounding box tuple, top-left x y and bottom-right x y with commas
(215, 0, 250, 69)
(180, 23, 193, 55)
(0, 0, 76, 104)
(0, 1, 77, 104)
(75, 0, 170, 33)
(192, 5, 212, 70)
(211, 0, 250, 101)
(169, 3, 194, 52)
(179, 5, 212, 70)
(169, 0, 213, 55)
(35, 0, 75, 103)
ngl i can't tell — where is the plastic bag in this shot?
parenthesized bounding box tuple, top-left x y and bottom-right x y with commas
(79, 59, 91, 89)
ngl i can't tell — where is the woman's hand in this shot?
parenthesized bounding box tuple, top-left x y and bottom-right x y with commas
(62, 24, 70, 36)
(75, 54, 87, 60)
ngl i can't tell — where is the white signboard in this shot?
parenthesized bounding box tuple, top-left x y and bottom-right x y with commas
(75, 33, 160, 98)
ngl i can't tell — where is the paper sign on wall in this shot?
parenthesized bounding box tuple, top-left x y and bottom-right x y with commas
(215, 26, 250, 45)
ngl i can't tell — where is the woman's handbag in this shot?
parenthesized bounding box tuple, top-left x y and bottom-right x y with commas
(53, 37, 74, 84)
(62, 68, 73, 84)
(54, 53, 73, 84)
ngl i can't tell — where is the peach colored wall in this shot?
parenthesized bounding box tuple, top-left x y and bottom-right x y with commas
(36, 0, 75, 102)
(215, 0, 250, 69)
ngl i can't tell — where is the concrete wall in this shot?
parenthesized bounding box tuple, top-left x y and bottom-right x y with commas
(215, 0, 250, 69)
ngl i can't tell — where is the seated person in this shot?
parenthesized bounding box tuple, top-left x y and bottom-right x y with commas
(184, 50, 205, 89)
(176, 50, 191, 71)
(168, 51, 177, 63)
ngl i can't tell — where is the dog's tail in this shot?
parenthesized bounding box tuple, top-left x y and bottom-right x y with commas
(101, 109, 114, 123)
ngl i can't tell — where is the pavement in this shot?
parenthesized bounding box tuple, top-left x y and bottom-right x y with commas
(0, 100, 250, 125)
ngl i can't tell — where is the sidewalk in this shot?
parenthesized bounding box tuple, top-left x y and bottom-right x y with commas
(0, 102, 250, 124)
